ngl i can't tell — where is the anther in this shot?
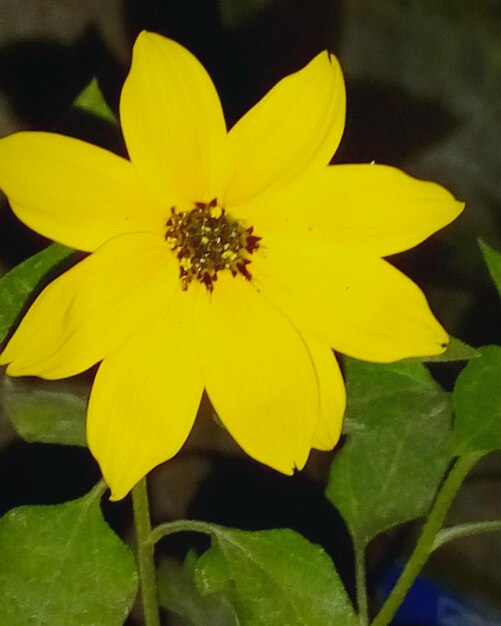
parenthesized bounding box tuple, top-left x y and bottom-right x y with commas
(164, 199, 261, 291)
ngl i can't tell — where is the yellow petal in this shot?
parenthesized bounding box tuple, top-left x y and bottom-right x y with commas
(223, 51, 345, 207)
(0, 234, 178, 378)
(252, 241, 448, 362)
(305, 336, 346, 451)
(195, 273, 319, 474)
(88, 286, 203, 500)
(120, 31, 227, 207)
(0, 132, 162, 252)
(235, 164, 464, 257)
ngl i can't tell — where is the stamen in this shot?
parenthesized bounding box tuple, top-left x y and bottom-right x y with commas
(164, 199, 261, 291)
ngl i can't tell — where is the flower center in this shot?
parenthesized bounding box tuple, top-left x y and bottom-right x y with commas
(165, 198, 261, 292)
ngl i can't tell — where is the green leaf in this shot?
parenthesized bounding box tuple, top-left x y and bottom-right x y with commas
(479, 239, 501, 299)
(74, 79, 117, 124)
(0, 375, 89, 446)
(0, 243, 75, 344)
(158, 553, 238, 626)
(194, 527, 357, 626)
(420, 336, 480, 362)
(0, 485, 137, 625)
(453, 345, 501, 453)
(327, 358, 452, 546)
(343, 356, 440, 399)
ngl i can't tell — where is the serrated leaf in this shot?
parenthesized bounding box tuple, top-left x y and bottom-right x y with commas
(158, 553, 237, 626)
(194, 527, 357, 626)
(479, 239, 501, 300)
(453, 345, 501, 453)
(327, 358, 452, 546)
(0, 243, 75, 344)
(0, 375, 89, 446)
(73, 78, 117, 124)
(0, 486, 137, 625)
(420, 336, 480, 362)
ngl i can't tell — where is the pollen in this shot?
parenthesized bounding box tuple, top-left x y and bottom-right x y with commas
(165, 198, 261, 291)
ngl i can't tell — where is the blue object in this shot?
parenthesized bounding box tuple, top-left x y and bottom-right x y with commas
(375, 563, 501, 625)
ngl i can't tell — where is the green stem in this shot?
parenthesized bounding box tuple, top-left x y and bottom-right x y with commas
(433, 520, 501, 551)
(371, 452, 483, 626)
(148, 519, 214, 546)
(354, 540, 369, 626)
(132, 478, 160, 626)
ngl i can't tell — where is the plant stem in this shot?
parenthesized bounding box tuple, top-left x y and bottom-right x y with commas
(354, 540, 369, 626)
(132, 478, 160, 626)
(371, 452, 483, 626)
(432, 520, 501, 551)
(148, 519, 214, 546)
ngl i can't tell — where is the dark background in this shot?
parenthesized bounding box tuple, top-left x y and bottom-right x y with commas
(0, 1, 500, 624)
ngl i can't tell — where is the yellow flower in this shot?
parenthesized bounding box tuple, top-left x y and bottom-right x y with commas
(0, 32, 463, 500)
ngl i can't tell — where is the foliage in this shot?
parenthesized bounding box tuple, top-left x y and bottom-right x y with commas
(0, 375, 88, 446)
(0, 486, 137, 625)
(326, 358, 452, 546)
(158, 553, 238, 626)
(193, 527, 357, 626)
(0, 243, 74, 344)
(73, 79, 118, 124)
